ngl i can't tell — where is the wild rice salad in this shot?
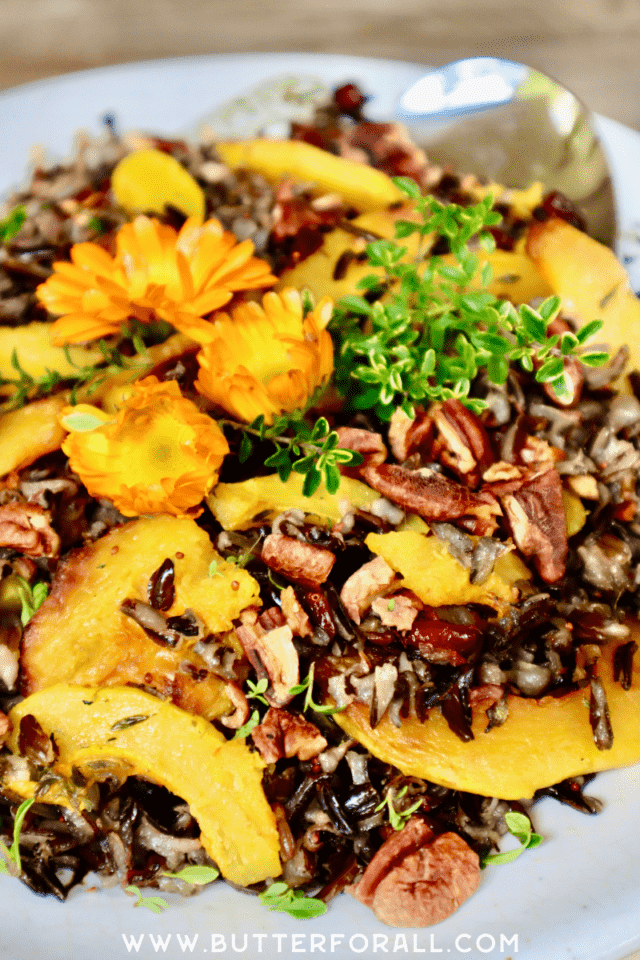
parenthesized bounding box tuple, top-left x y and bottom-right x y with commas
(0, 83, 638, 927)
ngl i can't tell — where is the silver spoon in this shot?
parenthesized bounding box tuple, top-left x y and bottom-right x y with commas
(396, 57, 616, 246)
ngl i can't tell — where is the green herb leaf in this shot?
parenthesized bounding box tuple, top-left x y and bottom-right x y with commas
(232, 709, 261, 740)
(0, 205, 26, 242)
(161, 865, 220, 885)
(481, 810, 543, 868)
(16, 577, 49, 627)
(259, 882, 327, 919)
(126, 884, 169, 914)
(8, 797, 36, 873)
(374, 785, 422, 831)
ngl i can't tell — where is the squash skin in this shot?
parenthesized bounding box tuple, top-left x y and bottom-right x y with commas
(7, 684, 281, 886)
(21, 515, 260, 720)
(333, 630, 640, 799)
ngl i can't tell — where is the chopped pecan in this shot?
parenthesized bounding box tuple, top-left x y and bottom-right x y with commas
(362, 463, 501, 535)
(371, 592, 421, 632)
(262, 533, 335, 587)
(340, 556, 396, 624)
(404, 616, 482, 666)
(280, 586, 312, 638)
(500, 468, 568, 583)
(482, 461, 523, 483)
(335, 426, 387, 476)
(258, 606, 287, 631)
(431, 399, 494, 487)
(387, 407, 433, 463)
(251, 707, 327, 764)
(519, 435, 564, 468)
(0, 502, 60, 557)
(219, 681, 250, 730)
(235, 610, 299, 707)
(349, 817, 480, 927)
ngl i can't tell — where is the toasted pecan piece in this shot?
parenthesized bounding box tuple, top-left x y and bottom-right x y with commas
(362, 463, 501, 534)
(340, 555, 396, 624)
(251, 707, 327, 764)
(500, 467, 568, 583)
(262, 532, 335, 586)
(0, 502, 60, 557)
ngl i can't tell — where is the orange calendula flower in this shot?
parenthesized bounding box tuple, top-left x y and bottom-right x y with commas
(60, 377, 229, 517)
(195, 289, 334, 423)
(37, 215, 277, 345)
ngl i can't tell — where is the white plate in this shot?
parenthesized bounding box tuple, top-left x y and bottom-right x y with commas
(1, 53, 640, 960)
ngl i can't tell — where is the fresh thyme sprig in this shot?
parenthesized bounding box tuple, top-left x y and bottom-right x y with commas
(288, 662, 346, 716)
(259, 881, 327, 919)
(332, 178, 609, 419)
(221, 413, 362, 497)
(481, 810, 543, 868)
(125, 884, 169, 914)
(15, 577, 49, 627)
(0, 340, 151, 412)
(374, 785, 422, 831)
(0, 796, 36, 875)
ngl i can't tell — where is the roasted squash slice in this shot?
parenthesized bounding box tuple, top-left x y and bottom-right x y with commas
(6, 684, 281, 886)
(207, 471, 379, 531)
(364, 530, 531, 615)
(0, 394, 68, 476)
(526, 217, 640, 375)
(278, 207, 550, 305)
(333, 632, 640, 800)
(216, 139, 404, 213)
(21, 515, 260, 720)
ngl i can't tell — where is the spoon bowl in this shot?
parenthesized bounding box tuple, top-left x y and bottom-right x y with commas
(396, 57, 616, 246)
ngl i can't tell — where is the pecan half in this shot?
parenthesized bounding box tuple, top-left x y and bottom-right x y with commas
(431, 399, 493, 487)
(262, 533, 335, 587)
(349, 817, 480, 928)
(0, 502, 60, 557)
(234, 610, 299, 707)
(251, 707, 327, 764)
(500, 468, 568, 583)
(340, 555, 396, 624)
(362, 463, 501, 535)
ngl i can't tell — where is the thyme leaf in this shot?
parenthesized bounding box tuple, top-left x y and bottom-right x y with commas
(258, 881, 327, 919)
(374, 785, 422, 831)
(481, 810, 543, 867)
(332, 180, 608, 418)
(16, 577, 49, 627)
(125, 884, 169, 914)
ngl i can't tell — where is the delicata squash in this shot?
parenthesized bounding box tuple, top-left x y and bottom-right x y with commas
(5, 684, 281, 886)
(2, 80, 640, 932)
(21, 515, 260, 720)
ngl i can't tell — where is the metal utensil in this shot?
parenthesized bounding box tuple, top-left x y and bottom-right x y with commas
(396, 57, 616, 245)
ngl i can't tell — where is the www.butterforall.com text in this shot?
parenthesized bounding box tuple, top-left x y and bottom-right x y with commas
(121, 931, 519, 956)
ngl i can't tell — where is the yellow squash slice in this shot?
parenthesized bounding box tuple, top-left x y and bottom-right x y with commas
(21, 515, 260, 720)
(7, 684, 281, 886)
(333, 632, 640, 800)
